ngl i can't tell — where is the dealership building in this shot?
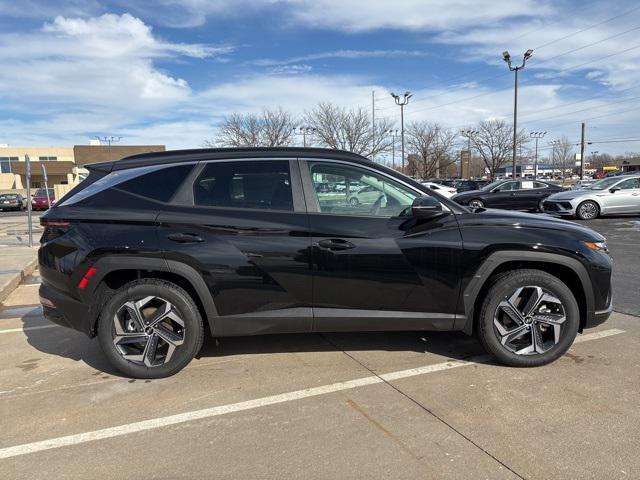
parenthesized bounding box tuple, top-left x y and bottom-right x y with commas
(0, 143, 165, 193)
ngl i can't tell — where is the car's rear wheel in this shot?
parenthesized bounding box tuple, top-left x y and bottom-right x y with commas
(468, 198, 484, 209)
(477, 269, 579, 367)
(576, 200, 599, 220)
(98, 279, 204, 378)
(349, 197, 359, 206)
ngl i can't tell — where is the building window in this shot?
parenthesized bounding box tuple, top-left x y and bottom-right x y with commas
(38, 156, 58, 161)
(0, 157, 17, 174)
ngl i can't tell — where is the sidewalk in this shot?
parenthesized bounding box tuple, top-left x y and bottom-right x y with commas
(0, 245, 38, 304)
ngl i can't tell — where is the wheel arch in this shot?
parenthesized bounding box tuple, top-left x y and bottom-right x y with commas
(85, 257, 218, 337)
(459, 251, 594, 335)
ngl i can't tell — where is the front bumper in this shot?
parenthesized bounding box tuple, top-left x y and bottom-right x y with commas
(586, 300, 614, 329)
(39, 282, 93, 336)
(542, 200, 576, 216)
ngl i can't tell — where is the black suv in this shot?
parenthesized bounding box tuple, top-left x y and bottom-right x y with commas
(38, 148, 613, 378)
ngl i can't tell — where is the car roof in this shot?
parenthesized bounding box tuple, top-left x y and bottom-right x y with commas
(86, 147, 372, 173)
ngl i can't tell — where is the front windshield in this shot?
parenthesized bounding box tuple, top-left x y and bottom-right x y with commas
(481, 180, 504, 191)
(589, 177, 620, 190)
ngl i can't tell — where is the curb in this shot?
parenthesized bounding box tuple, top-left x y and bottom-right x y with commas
(0, 257, 38, 304)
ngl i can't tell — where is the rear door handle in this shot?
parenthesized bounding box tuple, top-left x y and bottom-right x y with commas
(317, 239, 355, 251)
(167, 233, 204, 243)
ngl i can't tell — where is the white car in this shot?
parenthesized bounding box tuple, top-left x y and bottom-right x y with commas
(542, 175, 640, 219)
(421, 182, 457, 198)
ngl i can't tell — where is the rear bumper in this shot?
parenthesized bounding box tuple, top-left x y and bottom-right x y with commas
(39, 282, 93, 336)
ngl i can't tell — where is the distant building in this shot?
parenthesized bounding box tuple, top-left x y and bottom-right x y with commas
(620, 157, 640, 174)
(0, 143, 165, 192)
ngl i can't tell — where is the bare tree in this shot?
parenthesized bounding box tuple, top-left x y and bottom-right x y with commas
(305, 102, 393, 158)
(551, 136, 574, 179)
(405, 121, 457, 178)
(466, 120, 528, 179)
(205, 108, 296, 147)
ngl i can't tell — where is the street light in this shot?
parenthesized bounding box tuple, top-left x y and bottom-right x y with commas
(293, 127, 315, 147)
(461, 129, 478, 179)
(391, 91, 412, 172)
(385, 129, 399, 169)
(529, 131, 547, 179)
(503, 48, 533, 179)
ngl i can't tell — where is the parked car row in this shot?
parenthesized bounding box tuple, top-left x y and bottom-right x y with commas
(0, 188, 56, 212)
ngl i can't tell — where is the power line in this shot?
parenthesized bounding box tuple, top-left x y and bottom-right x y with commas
(532, 4, 640, 50)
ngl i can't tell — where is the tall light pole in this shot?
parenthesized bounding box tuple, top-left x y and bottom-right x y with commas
(461, 129, 478, 179)
(391, 91, 412, 172)
(530, 131, 547, 179)
(293, 127, 315, 147)
(549, 139, 561, 179)
(503, 49, 533, 179)
(385, 129, 399, 169)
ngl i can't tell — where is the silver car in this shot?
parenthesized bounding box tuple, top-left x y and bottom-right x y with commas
(542, 175, 640, 219)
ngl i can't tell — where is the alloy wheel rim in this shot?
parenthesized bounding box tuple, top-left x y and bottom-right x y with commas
(493, 286, 566, 355)
(469, 200, 483, 208)
(112, 296, 185, 367)
(579, 202, 597, 219)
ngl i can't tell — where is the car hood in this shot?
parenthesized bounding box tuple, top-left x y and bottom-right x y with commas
(462, 208, 605, 241)
(451, 189, 484, 199)
(545, 189, 595, 201)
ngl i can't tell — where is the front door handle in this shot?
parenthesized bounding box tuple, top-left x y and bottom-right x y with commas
(318, 239, 355, 251)
(167, 233, 204, 243)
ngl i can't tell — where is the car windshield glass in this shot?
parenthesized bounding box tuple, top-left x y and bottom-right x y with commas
(589, 177, 621, 190)
(34, 189, 53, 197)
(481, 181, 504, 191)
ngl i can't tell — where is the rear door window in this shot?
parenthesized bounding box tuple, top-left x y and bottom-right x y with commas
(194, 160, 293, 211)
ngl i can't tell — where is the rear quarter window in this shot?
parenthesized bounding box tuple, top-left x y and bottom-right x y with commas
(116, 164, 194, 202)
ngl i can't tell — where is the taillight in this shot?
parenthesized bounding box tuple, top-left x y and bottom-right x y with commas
(77, 267, 97, 290)
(40, 219, 70, 244)
(40, 219, 69, 228)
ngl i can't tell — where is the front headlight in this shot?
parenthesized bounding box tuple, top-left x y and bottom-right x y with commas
(583, 241, 608, 252)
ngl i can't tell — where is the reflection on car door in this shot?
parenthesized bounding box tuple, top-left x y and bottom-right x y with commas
(301, 159, 463, 332)
(490, 181, 519, 209)
(606, 177, 640, 213)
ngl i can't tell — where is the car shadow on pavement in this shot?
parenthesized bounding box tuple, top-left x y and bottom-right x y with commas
(21, 315, 499, 378)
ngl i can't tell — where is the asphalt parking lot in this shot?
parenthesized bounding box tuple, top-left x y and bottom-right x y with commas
(0, 211, 638, 479)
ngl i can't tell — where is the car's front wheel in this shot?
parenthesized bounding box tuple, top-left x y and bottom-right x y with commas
(468, 198, 484, 209)
(98, 279, 204, 378)
(575, 200, 599, 220)
(477, 269, 579, 367)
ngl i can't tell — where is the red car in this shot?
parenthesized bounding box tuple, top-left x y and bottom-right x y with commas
(31, 188, 55, 211)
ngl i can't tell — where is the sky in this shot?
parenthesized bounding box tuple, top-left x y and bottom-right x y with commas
(1, 0, 639, 158)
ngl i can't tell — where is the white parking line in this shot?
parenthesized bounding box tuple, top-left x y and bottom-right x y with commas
(0, 324, 58, 335)
(0, 328, 625, 460)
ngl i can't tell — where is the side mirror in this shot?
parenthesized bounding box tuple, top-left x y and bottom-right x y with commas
(411, 195, 443, 220)
(609, 187, 621, 193)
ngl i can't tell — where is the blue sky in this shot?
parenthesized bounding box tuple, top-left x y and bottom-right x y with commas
(1, 0, 639, 157)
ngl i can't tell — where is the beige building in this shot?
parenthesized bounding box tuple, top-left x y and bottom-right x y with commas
(0, 143, 165, 194)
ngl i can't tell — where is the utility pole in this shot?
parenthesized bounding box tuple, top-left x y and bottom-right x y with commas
(434, 126, 440, 178)
(502, 49, 533, 179)
(579, 122, 586, 180)
(391, 91, 412, 172)
(461, 129, 478, 179)
(371, 90, 376, 161)
(530, 131, 547, 180)
(93, 135, 122, 146)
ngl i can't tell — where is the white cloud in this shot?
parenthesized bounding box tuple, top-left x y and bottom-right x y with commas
(0, 13, 231, 112)
(254, 49, 430, 67)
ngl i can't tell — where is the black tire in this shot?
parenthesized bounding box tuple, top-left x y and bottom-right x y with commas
(98, 279, 204, 379)
(575, 200, 599, 220)
(476, 269, 579, 367)
(468, 198, 484, 209)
